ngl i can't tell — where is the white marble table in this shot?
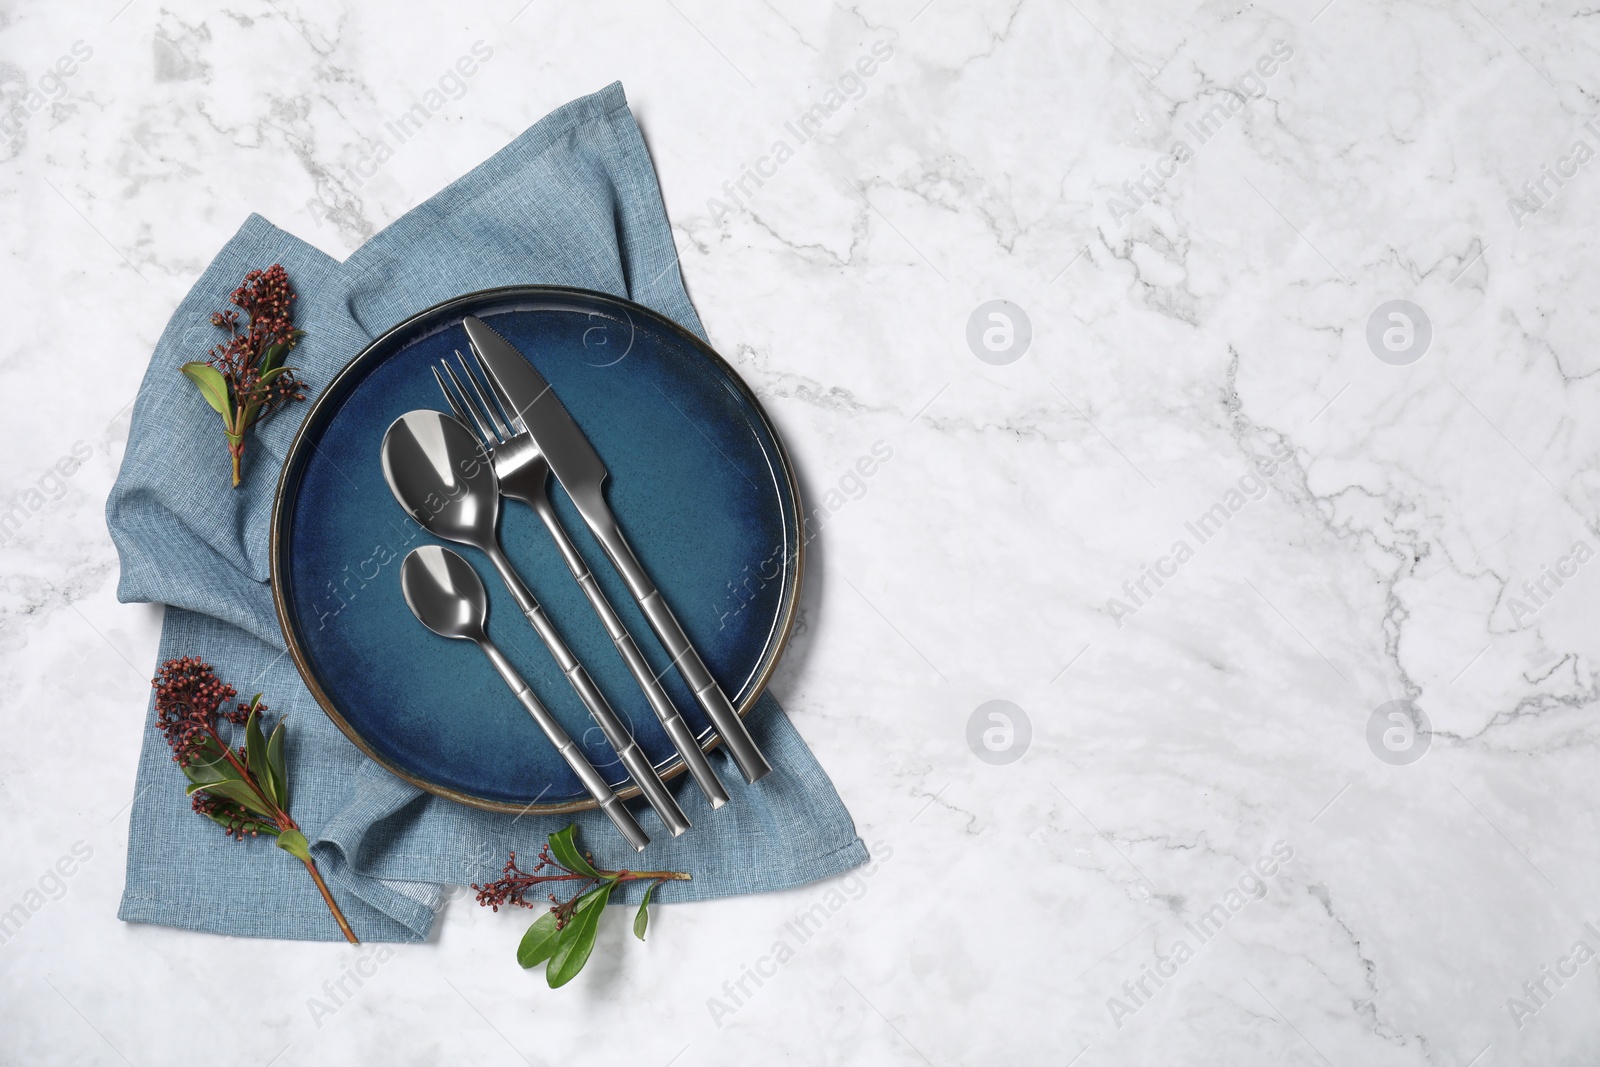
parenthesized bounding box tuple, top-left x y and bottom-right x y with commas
(4, 0, 1598, 1063)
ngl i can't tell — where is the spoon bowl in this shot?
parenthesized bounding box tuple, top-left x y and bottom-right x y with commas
(400, 545, 490, 643)
(380, 409, 500, 550)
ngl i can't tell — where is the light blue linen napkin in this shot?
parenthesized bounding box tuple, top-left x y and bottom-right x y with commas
(106, 82, 867, 942)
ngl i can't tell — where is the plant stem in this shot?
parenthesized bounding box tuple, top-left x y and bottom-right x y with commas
(228, 439, 243, 488)
(300, 854, 360, 944)
(209, 724, 253, 781)
(530, 869, 692, 884)
(600, 869, 693, 881)
(203, 723, 359, 943)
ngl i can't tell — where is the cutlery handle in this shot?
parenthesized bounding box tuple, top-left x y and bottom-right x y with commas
(478, 640, 649, 852)
(530, 494, 731, 810)
(578, 495, 772, 784)
(485, 546, 692, 837)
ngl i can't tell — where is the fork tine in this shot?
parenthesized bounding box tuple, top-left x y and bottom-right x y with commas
(431, 366, 475, 433)
(456, 350, 513, 441)
(468, 339, 528, 433)
(437, 360, 497, 445)
(428, 369, 470, 431)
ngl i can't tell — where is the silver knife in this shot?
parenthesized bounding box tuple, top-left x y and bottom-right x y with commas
(463, 315, 773, 784)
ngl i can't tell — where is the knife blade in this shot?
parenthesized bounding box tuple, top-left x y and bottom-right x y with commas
(463, 315, 773, 784)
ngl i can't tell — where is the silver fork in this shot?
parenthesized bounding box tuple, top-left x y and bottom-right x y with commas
(435, 350, 732, 811)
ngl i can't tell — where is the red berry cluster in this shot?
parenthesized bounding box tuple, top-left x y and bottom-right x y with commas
(473, 847, 561, 912)
(229, 264, 296, 346)
(150, 656, 251, 765)
(206, 263, 307, 414)
(190, 791, 264, 841)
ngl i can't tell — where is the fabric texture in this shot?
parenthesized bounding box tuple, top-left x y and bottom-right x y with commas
(106, 82, 866, 942)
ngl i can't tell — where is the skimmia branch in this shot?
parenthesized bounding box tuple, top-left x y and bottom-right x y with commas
(180, 264, 308, 487)
(474, 826, 690, 988)
(152, 657, 358, 943)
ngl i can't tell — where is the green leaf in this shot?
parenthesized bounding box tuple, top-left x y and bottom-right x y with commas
(181, 736, 243, 787)
(181, 362, 232, 420)
(181, 760, 231, 788)
(244, 704, 276, 808)
(187, 778, 274, 819)
(547, 824, 598, 877)
(633, 883, 655, 941)
(260, 332, 302, 370)
(259, 365, 294, 386)
(516, 911, 563, 969)
(259, 342, 287, 374)
(547, 883, 612, 988)
(275, 829, 312, 862)
(266, 720, 288, 810)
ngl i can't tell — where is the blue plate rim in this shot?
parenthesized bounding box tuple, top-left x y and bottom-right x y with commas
(268, 284, 805, 814)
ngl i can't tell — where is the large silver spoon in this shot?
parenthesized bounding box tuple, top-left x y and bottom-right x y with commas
(399, 544, 648, 851)
(381, 409, 690, 838)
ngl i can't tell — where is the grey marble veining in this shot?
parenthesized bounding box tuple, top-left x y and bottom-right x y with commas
(3, 0, 1599, 1063)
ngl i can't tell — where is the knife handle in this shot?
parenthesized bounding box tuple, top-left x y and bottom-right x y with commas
(528, 493, 731, 810)
(579, 496, 772, 784)
(638, 591, 772, 783)
(478, 638, 649, 852)
(484, 545, 691, 837)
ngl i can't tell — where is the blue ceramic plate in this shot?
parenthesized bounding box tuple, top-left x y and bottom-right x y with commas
(270, 287, 802, 813)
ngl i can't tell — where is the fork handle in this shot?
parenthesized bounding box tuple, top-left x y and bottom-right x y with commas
(528, 494, 731, 810)
(574, 490, 772, 784)
(484, 545, 692, 837)
(478, 639, 649, 852)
